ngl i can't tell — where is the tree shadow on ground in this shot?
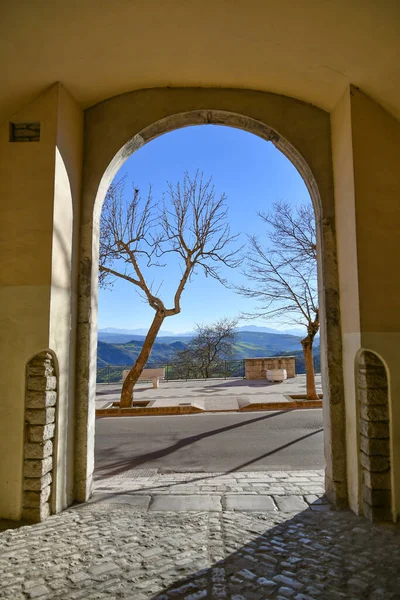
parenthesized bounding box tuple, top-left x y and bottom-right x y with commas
(95, 410, 295, 479)
(93, 427, 323, 496)
(150, 505, 400, 599)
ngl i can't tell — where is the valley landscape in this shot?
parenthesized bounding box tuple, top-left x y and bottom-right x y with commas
(97, 326, 321, 380)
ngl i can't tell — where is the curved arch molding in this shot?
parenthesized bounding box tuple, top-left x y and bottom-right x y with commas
(74, 88, 346, 506)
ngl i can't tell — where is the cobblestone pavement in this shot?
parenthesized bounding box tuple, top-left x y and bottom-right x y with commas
(1, 470, 400, 599)
(94, 470, 326, 499)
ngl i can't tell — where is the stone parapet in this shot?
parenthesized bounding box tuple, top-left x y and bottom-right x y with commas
(245, 356, 296, 380)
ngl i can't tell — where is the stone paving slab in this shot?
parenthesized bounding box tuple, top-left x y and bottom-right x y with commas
(150, 494, 222, 511)
(224, 495, 277, 511)
(274, 495, 310, 512)
(87, 493, 151, 508)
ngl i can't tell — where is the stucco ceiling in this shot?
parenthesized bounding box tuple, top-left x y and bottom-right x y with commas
(1, 0, 400, 124)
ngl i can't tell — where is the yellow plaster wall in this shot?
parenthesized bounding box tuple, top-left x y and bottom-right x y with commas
(0, 85, 59, 518)
(350, 88, 400, 517)
(0, 83, 83, 519)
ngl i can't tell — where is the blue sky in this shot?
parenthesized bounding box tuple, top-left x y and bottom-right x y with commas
(98, 125, 312, 333)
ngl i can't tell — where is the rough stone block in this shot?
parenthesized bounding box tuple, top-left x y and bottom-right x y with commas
(358, 387, 388, 406)
(26, 408, 55, 425)
(22, 502, 50, 523)
(358, 370, 388, 389)
(26, 390, 57, 409)
(28, 424, 55, 442)
(360, 452, 390, 472)
(29, 352, 53, 366)
(24, 440, 53, 460)
(360, 435, 390, 457)
(363, 470, 391, 490)
(24, 456, 53, 478)
(362, 487, 391, 507)
(23, 472, 52, 491)
(363, 501, 392, 523)
(23, 485, 51, 508)
(273, 495, 308, 512)
(360, 404, 389, 422)
(27, 376, 57, 392)
(360, 419, 389, 439)
(28, 364, 54, 377)
(23, 486, 51, 508)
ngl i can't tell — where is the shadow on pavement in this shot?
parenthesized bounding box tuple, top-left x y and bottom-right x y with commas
(150, 507, 400, 599)
(95, 410, 294, 479)
(94, 428, 323, 497)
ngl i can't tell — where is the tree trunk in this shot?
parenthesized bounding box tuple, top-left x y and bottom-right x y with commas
(301, 336, 318, 400)
(120, 311, 165, 408)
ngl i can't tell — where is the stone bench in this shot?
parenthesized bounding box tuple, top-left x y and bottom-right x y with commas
(266, 368, 287, 382)
(122, 367, 165, 388)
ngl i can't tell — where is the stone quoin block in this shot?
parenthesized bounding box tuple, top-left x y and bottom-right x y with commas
(26, 390, 57, 409)
(360, 435, 390, 457)
(28, 424, 55, 443)
(23, 456, 53, 478)
(25, 407, 55, 425)
(360, 419, 389, 440)
(22, 503, 50, 523)
(23, 473, 52, 492)
(27, 375, 57, 392)
(23, 486, 51, 507)
(358, 387, 389, 405)
(24, 440, 53, 460)
(360, 403, 389, 422)
(362, 487, 391, 507)
(360, 452, 390, 473)
(363, 469, 391, 491)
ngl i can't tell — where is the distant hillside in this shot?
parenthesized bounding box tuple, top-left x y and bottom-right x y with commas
(97, 330, 319, 366)
(97, 324, 320, 344)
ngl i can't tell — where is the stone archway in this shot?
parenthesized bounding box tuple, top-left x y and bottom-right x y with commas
(74, 88, 346, 508)
(357, 350, 393, 522)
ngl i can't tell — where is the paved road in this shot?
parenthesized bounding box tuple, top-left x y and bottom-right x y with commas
(95, 409, 324, 478)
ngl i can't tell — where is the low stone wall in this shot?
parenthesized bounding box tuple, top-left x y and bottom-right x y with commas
(23, 351, 57, 522)
(245, 356, 296, 380)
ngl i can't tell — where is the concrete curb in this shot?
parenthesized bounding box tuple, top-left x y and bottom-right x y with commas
(96, 405, 204, 418)
(95, 400, 322, 418)
(239, 400, 322, 411)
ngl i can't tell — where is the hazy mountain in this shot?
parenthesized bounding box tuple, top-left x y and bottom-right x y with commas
(236, 325, 282, 334)
(98, 324, 317, 344)
(99, 327, 184, 337)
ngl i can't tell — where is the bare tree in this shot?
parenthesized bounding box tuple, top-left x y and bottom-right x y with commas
(99, 172, 242, 407)
(174, 317, 238, 379)
(237, 201, 319, 399)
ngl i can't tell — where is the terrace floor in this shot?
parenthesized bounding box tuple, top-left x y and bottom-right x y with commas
(96, 374, 323, 412)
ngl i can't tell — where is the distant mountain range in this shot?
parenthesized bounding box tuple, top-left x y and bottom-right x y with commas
(98, 324, 313, 344)
(97, 329, 320, 368)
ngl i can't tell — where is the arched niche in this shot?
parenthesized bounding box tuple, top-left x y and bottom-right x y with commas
(356, 349, 393, 522)
(23, 350, 58, 522)
(74, 87, 346, 507)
